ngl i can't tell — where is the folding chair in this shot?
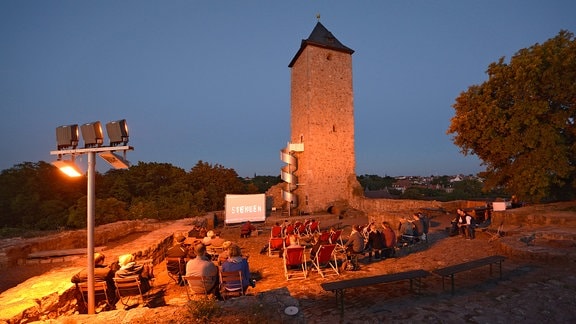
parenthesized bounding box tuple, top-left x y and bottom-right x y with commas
(268, 237, 285, 257)
(284, 224, 295, 236)
(219, 270, 245, 300)
(76, 281, 112, 311)
(165, 257, 186, 285)
(484, 222, 505, 242)
(319, 231, 331, 243)
(311, 244, 339, 278)
(113, 276, 147, 308)
(283, 246, 307, 280)
(182, 275, 212, 300)
(307, 221, 320, 235)
(270, 225, 283, 238)
(330, 229, 345, 252)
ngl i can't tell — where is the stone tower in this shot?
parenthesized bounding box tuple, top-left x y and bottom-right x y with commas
(281, 22, 359, 214)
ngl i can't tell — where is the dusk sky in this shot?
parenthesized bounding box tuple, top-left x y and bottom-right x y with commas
(1, 1, 575, 178)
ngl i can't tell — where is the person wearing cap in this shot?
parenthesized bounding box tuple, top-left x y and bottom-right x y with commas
(185, 243, 219, 296)
(240, 221, 256, 238)
(71, 253, 117, 307)
(166, 234, 190, 285)
(115, 254, 153, 293)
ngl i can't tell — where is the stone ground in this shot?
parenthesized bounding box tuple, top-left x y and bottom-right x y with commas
(3, 205, 576, 323)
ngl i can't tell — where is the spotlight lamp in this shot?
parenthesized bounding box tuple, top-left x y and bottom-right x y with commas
(106, 119, 129, 146)
(56, 124, 79, 150)
(51, 159, 83, 177)
(98, 151, 130, 169)
(80, 121, 104, 148)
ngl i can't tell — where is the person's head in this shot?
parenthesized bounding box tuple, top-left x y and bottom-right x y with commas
(118, 254, 134, 268)
(228, 244, 242, 257)
(370, 223, 377, 231)
(94, 253, 105, 265)
(412, 213, 420, 220)
(194, 243, 207, 256)
(289, 235, 298, 246)
(352, 224, 360, 232)
(207, 230, 215, 238)
(174, 234, 185, 244)
(222, 241, 232, 250)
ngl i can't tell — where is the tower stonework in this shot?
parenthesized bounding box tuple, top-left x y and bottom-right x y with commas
(281, 22, 359, 213)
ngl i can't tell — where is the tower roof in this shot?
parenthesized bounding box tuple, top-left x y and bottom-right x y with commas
(288, 22, 354, 67)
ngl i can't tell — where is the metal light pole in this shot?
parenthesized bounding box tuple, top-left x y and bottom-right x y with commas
(86, 151, 96, 314)
(51, 119, 131, 315)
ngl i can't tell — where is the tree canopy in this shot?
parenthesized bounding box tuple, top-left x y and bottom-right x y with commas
(447, 30, 576, 202)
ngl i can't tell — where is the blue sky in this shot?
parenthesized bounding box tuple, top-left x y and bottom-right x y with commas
(1, 1, 575, 178)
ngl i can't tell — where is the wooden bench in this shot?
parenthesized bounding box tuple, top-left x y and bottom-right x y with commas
(433, 255, 506, 295)
(320, 269, 430, 313)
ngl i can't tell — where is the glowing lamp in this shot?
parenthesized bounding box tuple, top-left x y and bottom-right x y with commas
(51, 160, 83, 177)
(80, 121, 103, 148)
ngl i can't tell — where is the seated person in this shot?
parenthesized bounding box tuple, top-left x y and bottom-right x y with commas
(367, 223, 384, 260)
(240, 221, 256, 238)
(344, 225, 365, 270)
(217, 241, 233, 265)
(71, 252, 116, 303)
(185, 243, 219, 296)
(115, 254, 154, 293)
(344, 225, 365, 255)
(166, 234, 190, 285)
(381, 221, 397, 258)
(221, 244, 254, 292)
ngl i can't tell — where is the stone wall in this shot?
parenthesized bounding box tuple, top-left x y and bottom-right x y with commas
(0, 219, 166, 269)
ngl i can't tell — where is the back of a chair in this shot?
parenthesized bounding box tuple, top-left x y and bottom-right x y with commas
(182, 275, 208, 295)
(315, 244, 336, 264)
(285, 224, 295, 235)
(219, 270, 243, 293)
(77, 281, 110, 306)
(166, 257, 185, 276)
(308, 221, 319, 234)
(270, 225, 282, 238)
(113, 276, 142, 297)
(269, 237, 284, 250)
(330, 230, 342, 244)
(319, 231, 331, 243)
(284, 246, 305, 266)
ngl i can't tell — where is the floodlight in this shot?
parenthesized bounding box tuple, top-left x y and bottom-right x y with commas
(106, 119, 129, 146)
(98, 151, 130, 169)
(51, 159, 83, 177)
(56, 124, 79, 150)
(80, 121, 103, 148)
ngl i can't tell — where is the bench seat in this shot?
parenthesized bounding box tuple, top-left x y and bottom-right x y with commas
(321, 269, 430, 313)
(433, 255, 506, 294)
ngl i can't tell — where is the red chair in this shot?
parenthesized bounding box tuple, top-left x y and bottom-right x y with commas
(270, 225, 283, 238)
(268, 237, 285, 257)
(311, 244, 339, 278)
(319, 231, 331, 243)
(283, 246, 307, 280)
(307, 221, 320, 235)
(285, 224, 295, 236)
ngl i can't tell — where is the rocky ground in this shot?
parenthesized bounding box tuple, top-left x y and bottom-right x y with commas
(7, 204, 576, 323)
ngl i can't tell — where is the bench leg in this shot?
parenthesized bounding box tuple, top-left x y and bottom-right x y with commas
(335, 289, 344, 315)
(450, 274, 455, 295)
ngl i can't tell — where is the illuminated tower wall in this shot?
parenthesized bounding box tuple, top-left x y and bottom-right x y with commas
(284, 22, 357, 213)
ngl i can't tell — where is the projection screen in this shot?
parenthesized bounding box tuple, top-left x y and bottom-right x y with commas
(224, 193, 266, 224)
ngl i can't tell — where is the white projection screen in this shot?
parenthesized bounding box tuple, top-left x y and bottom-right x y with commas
(224, 194, 266, 225)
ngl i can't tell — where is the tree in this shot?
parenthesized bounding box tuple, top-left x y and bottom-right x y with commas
(447, 30, 576, 203)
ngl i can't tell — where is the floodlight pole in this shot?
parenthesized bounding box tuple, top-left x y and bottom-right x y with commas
(86, 151, 96, 314)
(50, 145, 131, 314)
